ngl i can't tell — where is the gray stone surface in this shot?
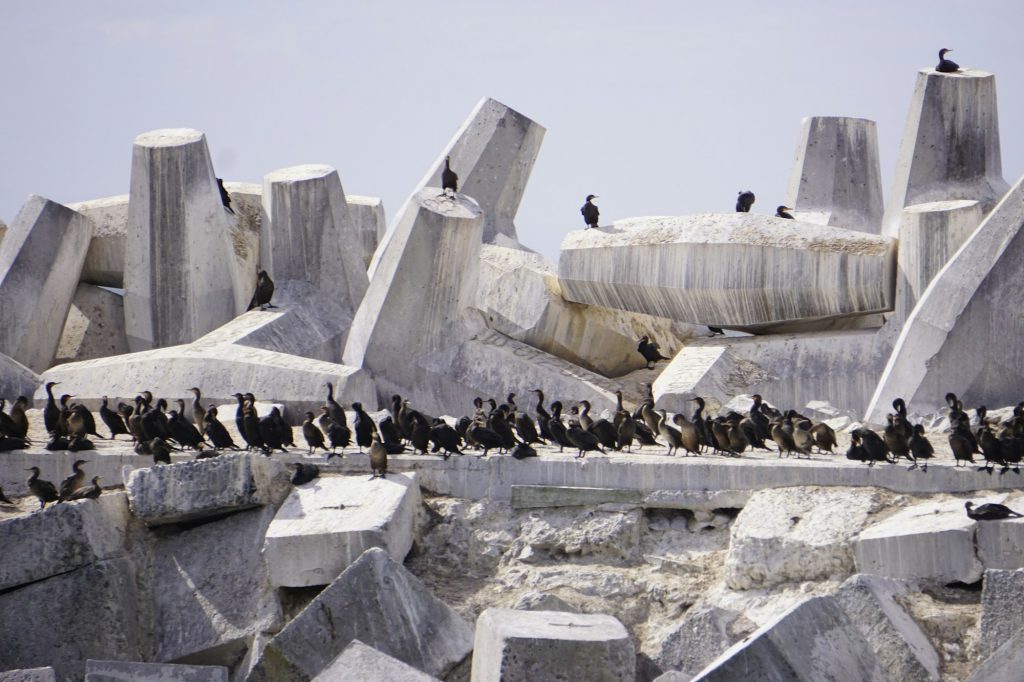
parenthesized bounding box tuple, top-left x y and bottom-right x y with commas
(691, 596, 886, 682)
(150, 506, 281, 664)
(0, 492, 130, 592)
(978, 568, 1024, 660)
(0, 351, 40, 405)
(866, 175, 1024, 421)
(511, 485, 643, 510)
(654, 606, 752, 680)
(263, 473, 421, 588)
(883, 69, 1009, 239)
(834, 574, 940, 681)
(470, 608, 634, 682)
(967, 627, 1024, 682)
(55, 283, 129, 364)
(977, 515, 1024, 570)
(651, 674, 689, 682)
(311, 641, 440, 682)
(0, 194, 93, 372)
(348, 195, 386, 270)
(0, 668, 56, 682)
(249, 547, 473, 681)
(219, 182, 261, 316)
(558, 214, 896, 329)
(0, 558, 141, 680)
(124, 129, 240, 351)
(785, 116, 884, 234)
(512, 592, 577, 613)
(85, 660, 227, 682)
(125, 453, 291, 526)
(69, 194, 129, 288)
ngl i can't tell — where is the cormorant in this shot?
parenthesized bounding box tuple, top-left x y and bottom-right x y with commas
(469, 421, 505, 457)
(325, 382, 346, 428)
(707, 326, 725, 337)
(247, 270, 275, 311)
(216, 177, 235, 214)
(884, 414, 915, 469)
(168, 407, 204, 450)
(302, 411, 327, 454)
(99, 396, 130, 439)
(429, 419, 463, 459)
(26, 467, 59, 509)
(581, 195, 600, 229)
(810, 422, 837, 453)
(67, 476, 102, 500)
(658, 410, 683, 456)
(45, 434, 69, 451)
(189, 388, 206, 436)
(511, 442, 538, 459)
(58, 459, 89, 501)
(908, 424, 934, 472)
(43, 381, 61, 434)
(965, 501, 1022, 521)
(441, 156, 459, 196)
(547, 402, 573, 453)
(68, 434, 95, 452)
(775, 206, 794, 219)
(291, 463, 321, 486)
(9, 396, 29, 439)
(204, 406, 240, 450)
(408, 413, 431, 456)
(936, 48, 960, 73)
(736, 190, 755, 213)
(566, 422, 604, 458)
(369, 434, 388, 479)
(151, 438, 172, 465)
(352, 402, 376, 452)
(637, 336, 670, 369)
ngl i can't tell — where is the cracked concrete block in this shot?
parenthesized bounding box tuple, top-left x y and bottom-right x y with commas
(311, 640, 440, 682)
(69, 194, 129, 288)
(785, 116, 884, 234)
(558, 215, 896, 330)
(0, 194, 93, 372)
(653, 606, 752, 680)
(54, 283, 129, 364)
(470, 608, 634, 682)
(85, 660, 227, 682)
(347, 196, 386, 270)
(263, 473, 421, 588)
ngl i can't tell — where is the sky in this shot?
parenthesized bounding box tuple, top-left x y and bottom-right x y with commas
(2, 1, 1022, 261)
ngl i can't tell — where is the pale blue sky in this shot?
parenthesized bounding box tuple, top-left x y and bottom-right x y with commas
(2, 1, 1021, 260)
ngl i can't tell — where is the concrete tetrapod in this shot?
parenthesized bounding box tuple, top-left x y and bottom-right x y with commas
(69, 194, 129, 288)
(54, 283, 129, 365)
(0, 352, 40, 406)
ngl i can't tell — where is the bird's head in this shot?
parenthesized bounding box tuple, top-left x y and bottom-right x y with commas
(939, 48, 952, 58)
(585, 194, 597, 201)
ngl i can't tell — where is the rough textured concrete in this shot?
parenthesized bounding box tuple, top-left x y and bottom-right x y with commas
(264, 473, 421, 588)
(125, 454, 291, 526)
(311, 641, 440, 682)
(785, 116, 884, 234)
(0, 558, 141, 681)
(0, 669, 56, 682)
(512, 592, 577, 613)
(123, 129, 239, 351)
(883, 69, 1009, 239)
(558, 214, 896, 329)
(0, 351, 40, 405)
(654, 606, 752, 681)
(867, 175, 1024, 421)
(249, 548, 474, 681)
(151, 506, 281, 665)
(976, 516, 1024, 570)
(0, 194, 93, 372)
(966, 627, 1024, 682)
(85, 660, 227, 682)
(0, 492, 130, 592)
(219, 182, 261, 316)
(978, 568, 1024, 660)
(834, 574, 940, 681)
(470, 608, 634, 682)
(69, 194, 129, 288)
(55, 284, 129, 364)
(348, 195, 386, 270)
(691, 596, 885, 682)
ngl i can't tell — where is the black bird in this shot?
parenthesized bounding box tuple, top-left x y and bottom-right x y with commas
(441, 156, 459, 196)
(637, 335, 670, 369)
(379, 416, 405, 451)
(581, 194, 600, 229)
(150, 438, 172, 465)
(43, 381, 61, 434)
(204, 407, 240, 450)
(321, 409, 352, 457)
(99, 396, 130, 439)
(369, 434, 388, 479)
(775, 205, 794, 219)
(67, 403, 103, 440)
(291, 463, 321, 486)
(26, 467, 59, 509)
(936, 48, 960, 73)
(68, 435, 95, 452)
(188, 387, 206, 436)
(566, 423, 604, 458)
(429, 419, 464, 459)
(532, 389, 554, 442)
(241, 401, 265, 452)
(168, 408, 204, 450)
(8, 396, 29, 439)
(352, 402, 377, 452)
(965, 501, 1022, 521)
(302, 411, 327, 454)
(247, 270, 275, 311)
(259, 408, 287, 454)
(325, 383, 346, 428)
(706, 326, 725, 337)
(736, 190, 756, 213)
(511, 442, 538, 459)
(0, 399, 18, 438)
(44, 434, 69, 451)
(216, 177, 235, 214)
(58, 459, 89, 501)
(909, 424, 934, 472)
(469, 421, 505, 457)
(547, 402, 573, 453)
(67, 476, 102, 500)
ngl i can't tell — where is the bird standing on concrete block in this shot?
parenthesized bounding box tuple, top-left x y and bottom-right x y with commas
(247, 270, 275, 311)
(736, 191, 756, 212)
(441, 156, 459, 197)
(965, 501, 1022, 520)
(776, 205, 794, 219)
(936, 48, 960, 73)
(581, 194, 599, 229)
(216, 178, 235, 214)
(637, 335, 670, 369)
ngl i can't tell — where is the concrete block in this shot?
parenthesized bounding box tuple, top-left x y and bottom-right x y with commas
(348, 195, 386, 270)
(834, 574, 940, 681)
(312, 640, 440, 682)
(125, 453, 291, 526)
(220, 182, 261, 316)
(0, 668, 56, 682)
(558, 214, 896, 329)
(0, 351, 40, 405)
(866, 175, 1024, 421)
(785, 116, 884, 234)
(977, 516, 1024, 570)
(263, 473, 421, 588)
(692, 596, 886, 682)
(654, 606, 751, 680)
(967, 627, 1024, 682)
(511, 485, 643, 510)
(249, 548, 474, 681)
(854, 497, 988, 583)
(470, 608, 634, 682)
(69, 194, 129, 288)
(0, 194, 93, 372)
(54, 283, 129, 364)
(883, 69, 1009, 239)
(151, 506, 281, 664)
(124, 128, 240, 351)
(978, 568, 1024, 660)
(85, 660, 227, 682)
(0, 492, 130, 592)
(408, 97, 545, 245)
(512, 592, 577, 613)
(0, 558, 141, 680)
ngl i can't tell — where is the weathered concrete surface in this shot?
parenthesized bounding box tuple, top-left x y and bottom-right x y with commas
(85, 660, 228, 682)
(978, 568, 1024, 660)
(512, 592, 578, 613)
(653, 606, 752, 681)
(470, 608, 634, 682)
(967, 627, 1024, 682)
(511, 485, 645, 510)
(883, 69, 1009, 239)
(311, 641, 440, 682)
(69, 194, 129, 288)
(834, 574, 940, 681)
(724, 487, 879, 590)
(558, 214, 896, 329)
(0, 194, 93, 372)
(263, 473, 421, 588)
(403, 97, 545, 245)
(125, 454, 291, 526)
(249, 548, 474, 681)
(0, 492, 130, 592)
(151, 506, 281, 664)
(124, 129, 239, 351)
(219, 182, 261, 316)
(0, 558, 141, 680)
(348, 196, 386, 270)
(867, 175, 1024, 421)
(0, 351, 40, 405)
(976, 515, 1024, 570)
(691, 596, 886, 682)
(54, 284, 129, 364)
(785, 116, 884, 234)
(0, 668, 56, 682)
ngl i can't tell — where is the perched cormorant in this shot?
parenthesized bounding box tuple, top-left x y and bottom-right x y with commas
(511, 442, 538, 459)
(68, 434, 95, 452)
(26, 467, 59, 509)
(291, 463, 321, 486)
(58, 459, 89, 501)
(637, 336, 670, 369)
(43, 381, 61, 435)
(547, 402, 573, 453)
(67, 476, 102, 500)
(150, 437, 172, 465)
(368, 434, 388, 479)
(566, 422, 604, 458)
(429, 419, 463, 459)
(247, 270, 275, 311)
(810, 422, 837, 453)
(188, 388, 206, 436)
(216, 177, 235, 214)
(965, 501, 1022, 521)
(8, 396, 29, 439)
(441, 156, 459, 196)
(936, 48, 960, 74)
(168, 407, 204, 450)
(469, 421, 505, 457)
(909, 424, 934, 472)
(325, 382, 346, 428)
(352, 402, 376, 452)
(302, 411, 327, 454)
(775, 206, 794, 219)
(581, 195, 600, 229)
(99, 396, 129, 439)
(707, 326, 725, 337)
(736, 190, 756, 213)
(658, 410, 684, 456)
(204, 407, 239, 450)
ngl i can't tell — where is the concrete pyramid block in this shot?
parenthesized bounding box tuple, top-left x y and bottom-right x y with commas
(249, 547, 474, 681)
(558, 214, 896, 329)
(54, 283, 129, 364)
(69, 194, 129, 288)
(85, 660, 228, 682)
(312, 640, 440, 682)
(785, 116, 884, 234)
(0, 194, 93, 372)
